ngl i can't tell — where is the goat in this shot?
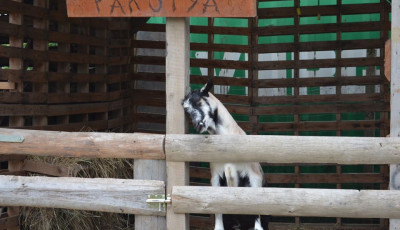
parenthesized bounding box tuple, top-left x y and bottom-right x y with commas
(182, 80, 268, 230)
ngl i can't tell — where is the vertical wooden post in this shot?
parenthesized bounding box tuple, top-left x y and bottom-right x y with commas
(165, 17, 190, 230)
(134, 24, 167, 229)
(33, 0, 49, 127)
(134, 160, 166, 230)
(56, 0, 70, 126)
(390, 0, 400, 229)
(7, 1, 24, 226)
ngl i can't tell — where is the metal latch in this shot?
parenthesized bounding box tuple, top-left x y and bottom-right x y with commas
(146, 194, 171, 211)
(0, 134, 24, 143)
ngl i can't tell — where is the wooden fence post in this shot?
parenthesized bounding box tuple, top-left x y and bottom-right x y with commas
(165, 17, 190, 230)
(390, 0, 400, 229)
(7, 1, 24, 227)
(134, 159, 166, 230)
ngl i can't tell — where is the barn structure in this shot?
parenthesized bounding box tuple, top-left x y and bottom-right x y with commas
(0, 0, 398, 229)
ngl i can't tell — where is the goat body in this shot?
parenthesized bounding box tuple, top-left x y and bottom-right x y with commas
(182, 81, 268, 230)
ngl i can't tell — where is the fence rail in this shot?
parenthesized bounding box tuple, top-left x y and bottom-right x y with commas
(1, 129, 400, 223)
(172, 186, 400, 218)
(3, 128, 400, 165)
(0, 128, 165, 159)
(0, 175, 165, 216)
(166, 134, 400, 164)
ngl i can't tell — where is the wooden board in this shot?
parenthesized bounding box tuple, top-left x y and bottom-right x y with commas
(390, 1, 400, 229)
(172, 186, 400, 218)
(166, 134, 400, 164)
(165, 17, 190, 230)
(66, 0, 256, 17)
(135, 159, 166, 230)
(0, 128, 165, 159)
(0, 175, 165, 216)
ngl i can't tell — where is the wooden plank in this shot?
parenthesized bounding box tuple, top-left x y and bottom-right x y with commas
(255, 40, 383, 53)
(0, 128, 165, 159)
(0, 215, 19, 229)
(0, 82, 15, 90)
(189, 167, 387, 184)
(255, 93, 385, 105)
(135, 159, 166, 230)
(166, 134, 400, 164)
(0, 70, 124, 83)
(255, 76, 385, 88)
(172, 186, 400, 218)
(256, 57, 382, 70)
(254, 102, 389, 115)
(66, 0, 256, 18)
(165, 17, 190, 230)
(0, 89, 132, 104)
(256, 120, 384, 132)
(0, 175, 165, 216)
(257, 4, 382, 19)
(0, 155, 25, 162)
(390, 1, 400, 229)
(0, 46, 107, 65)
(134, 22, 167, 229)
(7, 0, 25, 220)
(0, 100, 129, 116)
(22, 159, 78, 177)
(32, 0, 49, 127)
(257, 21, 383, 36)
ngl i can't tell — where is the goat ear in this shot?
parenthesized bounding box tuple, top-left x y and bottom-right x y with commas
(200, 79, 213, 96)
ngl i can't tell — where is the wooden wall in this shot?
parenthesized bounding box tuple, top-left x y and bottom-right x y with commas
(0, 0, 393, 229)
(132, 0, 391, 229)
(0, 1, 144, 228)
(0, 0, 136, 132)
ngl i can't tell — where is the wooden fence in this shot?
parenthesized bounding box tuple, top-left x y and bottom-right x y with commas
(0, 0, 145, 132)
(1, 128, 400, 228)
(0, 0, 395, 229)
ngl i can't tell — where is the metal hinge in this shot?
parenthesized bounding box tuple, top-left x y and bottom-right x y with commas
(146, 194, 171, 211)
(0, 134, 24, 143)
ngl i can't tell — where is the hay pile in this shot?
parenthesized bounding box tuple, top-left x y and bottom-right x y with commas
(21, 157, 135, 230)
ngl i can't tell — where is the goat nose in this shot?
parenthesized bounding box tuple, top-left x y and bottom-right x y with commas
(199, 121, 204, 126)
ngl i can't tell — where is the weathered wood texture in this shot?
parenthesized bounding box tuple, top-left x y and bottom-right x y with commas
(6, 0, 25, 225)
(66, 0, 257, 17)
(166, 134, 400, 164)
(135, 159, 166, 230)
(172, 186, 400, 218)
(0, 175, 165, 216)
(132, 1, 391, 228)
(390, 1, 400, 229)
(0, 128, 165, 159)
(165, 17, 190, 230)
(0, 0, 143, 132)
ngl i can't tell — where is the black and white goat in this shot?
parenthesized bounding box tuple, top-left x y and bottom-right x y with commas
(182, 80, 268, 230)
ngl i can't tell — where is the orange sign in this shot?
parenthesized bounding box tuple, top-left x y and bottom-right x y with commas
(66, 0, 256, 17)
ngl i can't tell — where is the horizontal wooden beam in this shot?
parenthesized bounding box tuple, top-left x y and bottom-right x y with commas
(66, 0, 256, 18)
(3, 129, 400, 165)
(0, 175, 165, 216)
(0, 128, 165, 159)
(166, 134, 400, 164)
(172, 186, 400, 218)
(0, 82, 15, 90)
